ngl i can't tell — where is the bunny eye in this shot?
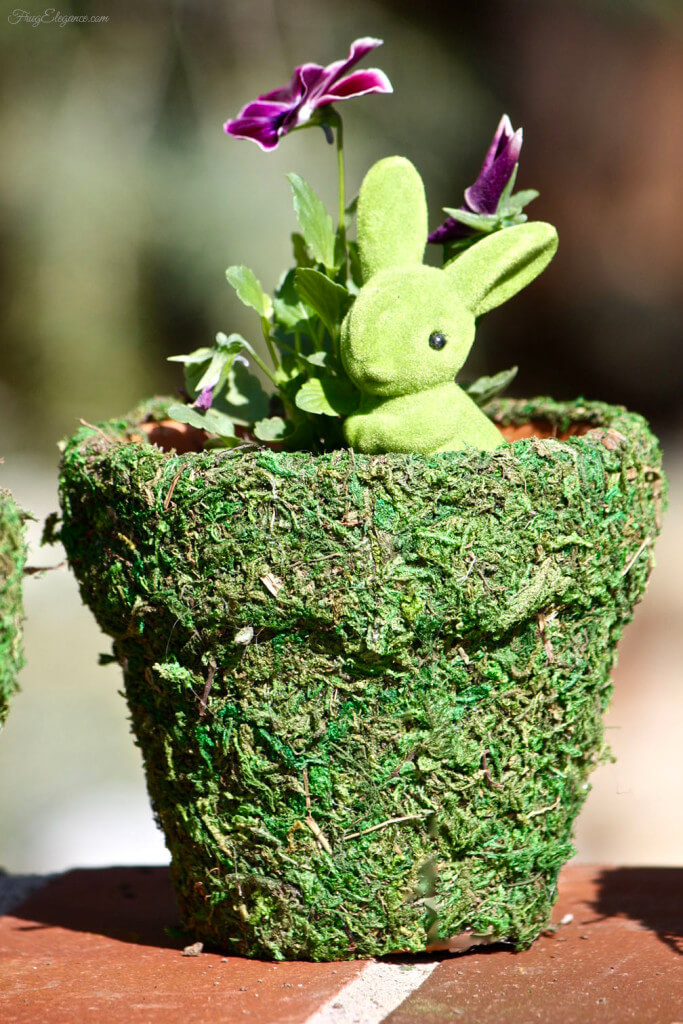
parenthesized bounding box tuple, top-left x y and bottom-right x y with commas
(429, 331, 447, 351)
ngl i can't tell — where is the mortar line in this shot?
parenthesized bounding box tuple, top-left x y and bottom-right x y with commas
(302, 958, 440, 1024)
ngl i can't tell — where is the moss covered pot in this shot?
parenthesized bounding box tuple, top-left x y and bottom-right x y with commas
(56, 396, 665, 960)
(0, 490, 26, 728)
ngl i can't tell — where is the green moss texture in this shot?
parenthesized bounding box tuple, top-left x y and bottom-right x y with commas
(0, 490, 26, 728)
(56, 397, 665, 960)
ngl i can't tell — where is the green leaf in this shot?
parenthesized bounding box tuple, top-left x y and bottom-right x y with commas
(193, 349, 232, 393)
(304, 351, 329, 368)
(497, 162, 519, 209)
(287, 173, 336, 270)
(169, 334, 254, 400)
(226, 265, 272, 318)
(442, 208, 498, 233)
(462, 366, 518, 406)
(334, 226, 346, 272)
(167, 403, 210, 431)
(220, 361, 271, 425)
(167, 346, 215, 365)
(345, 194, 359, 228)
(253, 416, 292, 442)
(272, 354, 304, 389)
(167, 402, 238, 440)
(202, 408, 240, 437)
(215, 331, 259, 358)
(294, 375, 359, 417)
(197, 334, 251, 394)
(273, 268, 312, 329)
(504, 189, 539, 213)
(347, 241, 363, 290)
(291, 232, 314, 269)
(168, 345, 222, 397)
(224, 360, 269, 409)
(442, 236, 479, 263)
(294, 268, 353, 339)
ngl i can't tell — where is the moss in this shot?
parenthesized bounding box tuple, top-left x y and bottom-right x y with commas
(55, 397, 665, 960)
(0, 491, 26, 728)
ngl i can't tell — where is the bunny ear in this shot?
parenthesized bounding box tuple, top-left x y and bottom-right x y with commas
(444, 222, 558, 317)
(356, 157, 428, 280)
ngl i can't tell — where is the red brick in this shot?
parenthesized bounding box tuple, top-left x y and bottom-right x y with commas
(0, 867, 364, 1024)
(384, 864, 683, 1024)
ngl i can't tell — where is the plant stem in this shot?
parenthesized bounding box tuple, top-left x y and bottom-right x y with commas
(322, 108, 348, 280)
(335, 114, 348, 280)
(248, 343, 281, 390)
(260, 315, 280, 370)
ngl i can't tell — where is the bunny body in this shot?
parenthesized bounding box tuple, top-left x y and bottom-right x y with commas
(344, 379, 503, 455)
(340, 157, 558, 454)
(342, 265, 503, 453)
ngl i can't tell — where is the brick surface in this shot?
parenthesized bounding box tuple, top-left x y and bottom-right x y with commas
(0, 867, 364, 1024)
(384, 864, 683, 1024)
(1, 865, 681, 1023)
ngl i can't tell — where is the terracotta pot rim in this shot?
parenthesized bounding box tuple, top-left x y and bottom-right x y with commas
(113, 395, 637, 457)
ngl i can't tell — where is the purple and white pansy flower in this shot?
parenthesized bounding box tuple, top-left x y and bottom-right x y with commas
(224, 37, 392, 151)
(429, 114, 524, 245)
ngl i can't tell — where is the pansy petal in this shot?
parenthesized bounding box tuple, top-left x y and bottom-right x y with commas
(307, 37, 385, 102)
(480, 113, 514, 174)
(260, 64, 320, 104)
(224, 117, 282, 151)
(193, 387, 214, 412)
(297, 63, 328, 95)
(319, 68, 393, 102)
(233, 99, 292, 120)
(465, 128, 522, 214)
(289, 65, 329, 126)
(315, 37, 384, 88)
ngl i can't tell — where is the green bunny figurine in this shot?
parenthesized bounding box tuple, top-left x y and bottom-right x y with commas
(341, 157, 558, 454)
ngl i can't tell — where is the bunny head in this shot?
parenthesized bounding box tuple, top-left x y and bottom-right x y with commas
(341, 157, 558, 403)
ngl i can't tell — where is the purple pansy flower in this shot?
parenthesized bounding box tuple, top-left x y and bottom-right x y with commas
(428, 114, 523, 244)
(224, 38, 392, 152)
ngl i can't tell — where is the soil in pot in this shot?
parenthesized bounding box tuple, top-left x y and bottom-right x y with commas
(53, 396, 665, 960)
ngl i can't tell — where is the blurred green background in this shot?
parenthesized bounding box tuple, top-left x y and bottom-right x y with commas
(1, 0, 681, 873)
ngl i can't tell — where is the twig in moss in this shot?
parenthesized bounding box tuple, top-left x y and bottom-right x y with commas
(341, 447, 358, 495)
(342, 811, 432, 840)
(457, 646, 471, 665)
(263, 473, 278, 531)
(537, 611, 555, 663)
(457, 553, 477, 582)
(482, 749, 504, 790)
(163, 467, 186, 511)
(620, 537, 651, 577)
(291, 552, 345, 569)
(527, 794, 561, 818)
(388, 748, 419, 778)
(199, 665, 217, 718)
(78, 418, 115, 441)
(24, 561, 65, 575)
(260, 572, 283, 597)
(302, 767, 333, 855)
